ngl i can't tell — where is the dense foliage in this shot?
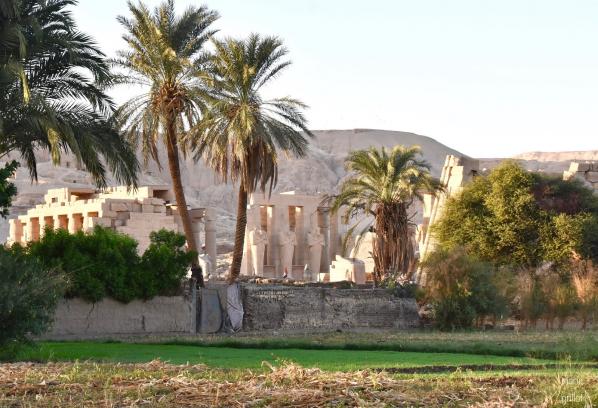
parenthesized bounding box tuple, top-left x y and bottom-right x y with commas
(421, 248, 512, 330)
(19, 227, 193, 303)
(425, 161, 598, 329)
(139, 229, 196, 299)
(0, 161, 18, 218)
(331, 146, 442, 284)
(0, 0, 138, 187)
(434, 161, 598, 269)
(0, 247, 63, 354)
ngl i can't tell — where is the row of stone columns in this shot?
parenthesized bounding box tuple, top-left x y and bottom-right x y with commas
(242, 203, 336, 279)
(10, 213, 90, 244)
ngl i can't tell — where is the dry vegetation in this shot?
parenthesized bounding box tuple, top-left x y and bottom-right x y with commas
(1, 360, 597, 407)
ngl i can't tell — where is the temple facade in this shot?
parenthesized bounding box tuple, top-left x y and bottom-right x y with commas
(6, 186, 217, 272)
(240, 191, 349, 282)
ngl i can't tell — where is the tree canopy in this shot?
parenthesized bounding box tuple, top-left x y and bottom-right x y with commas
(0, 0, 139, 187)
(433, 161, 598, 269)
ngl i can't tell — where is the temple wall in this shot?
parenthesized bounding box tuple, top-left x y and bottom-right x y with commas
(242, 285, 420, 331)
(42, 296, 196, 339)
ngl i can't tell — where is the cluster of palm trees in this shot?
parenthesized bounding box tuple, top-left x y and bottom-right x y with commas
(2, 0, 441, 285)
(1, 0, 312, 284)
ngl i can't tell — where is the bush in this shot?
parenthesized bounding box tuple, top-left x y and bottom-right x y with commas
(23, 226, 191, 303)
(139, 229, 195, 299)
(27, 227, 140, 302)
(422, 248, 512, 330)
(0, 247, 63, 356)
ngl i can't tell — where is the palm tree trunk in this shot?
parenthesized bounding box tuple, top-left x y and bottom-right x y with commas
(228, 181, 248, 284)
(165, 120, 198, 266)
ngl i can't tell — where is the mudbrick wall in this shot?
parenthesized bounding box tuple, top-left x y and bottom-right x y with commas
(43, 295, 196, 339)
(242, 285, 420, 331)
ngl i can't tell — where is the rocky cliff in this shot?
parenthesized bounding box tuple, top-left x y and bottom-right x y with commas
(2, 129, 596, 248)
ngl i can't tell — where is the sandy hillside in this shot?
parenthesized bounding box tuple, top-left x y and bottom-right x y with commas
(2, 129, 596, 246)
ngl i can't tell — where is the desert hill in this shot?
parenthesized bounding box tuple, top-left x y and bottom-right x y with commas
(2, 129, 596, 246)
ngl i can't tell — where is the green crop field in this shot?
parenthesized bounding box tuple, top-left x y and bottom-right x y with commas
(4, 332, 598, 406)
(18, 341, 555, 371)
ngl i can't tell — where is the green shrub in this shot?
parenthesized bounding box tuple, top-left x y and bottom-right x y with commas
(0, 247, 63, 356)
(139, 229, 195, 299)
(24, 226, 191, 303)
(422, 248, 512, 330)
(27, 227, 140, 302)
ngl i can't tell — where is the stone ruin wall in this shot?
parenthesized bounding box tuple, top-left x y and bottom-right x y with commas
(242, 285, 420, 331)
(563, 162, 598, 191)
(41, 284, 420, 339)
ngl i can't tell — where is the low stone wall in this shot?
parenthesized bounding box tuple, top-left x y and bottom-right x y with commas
(43, 295, 196, 339)
(242, 285, 420, 331)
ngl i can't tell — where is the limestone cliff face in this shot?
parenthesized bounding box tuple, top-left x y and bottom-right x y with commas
(0, 129, 464, 244)
(2, 129, 594, 246)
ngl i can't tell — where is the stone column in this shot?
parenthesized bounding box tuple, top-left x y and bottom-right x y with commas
(67, 214, 77, 234)
(204, 209, 217, 274)
(249, 227, 267, 275)
(329, 211, 340, 259)
(307, 227, 324, 282)
(295, 206, 305, 265)
(266, 206, 277, 270)
(39, 216, 53, 238)
(279, 229, 296, 279)
(242, 205, 259, 276)
(319, 209, 330, 272)
(192, 221, 203, 254)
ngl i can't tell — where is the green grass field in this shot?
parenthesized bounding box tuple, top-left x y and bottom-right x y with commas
(5, 333, 598, 406)
(159, 329, 598, 361)
(18, 341, 556, 371)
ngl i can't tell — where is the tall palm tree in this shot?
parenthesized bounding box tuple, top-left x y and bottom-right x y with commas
(113, 0, 219, 261)
(331, 145, 442, 285)
(0, 0, 139, 187)
(192, 34, 312, 283)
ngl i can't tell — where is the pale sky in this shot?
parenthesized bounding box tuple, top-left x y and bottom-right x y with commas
(73, 0, 598, 158)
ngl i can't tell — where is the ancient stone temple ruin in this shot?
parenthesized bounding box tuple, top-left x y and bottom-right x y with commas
(563, 162, 598, 191)
(415, 155, 479, 282)
(241, 191, 338, 281)
(7, 186, 216, 272)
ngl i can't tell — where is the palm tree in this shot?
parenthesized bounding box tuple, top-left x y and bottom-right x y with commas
(331, 145, 442, 285)
(192, 34, 312, 283)
(0, 0, 139, 187)
(113, 0, 219, 261)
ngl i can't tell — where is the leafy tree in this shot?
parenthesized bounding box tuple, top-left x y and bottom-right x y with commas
(114, 0, 219, 268)
(192, 34, 312, 283)
(0, 246, 64, 356)
(139, 229, 195, 298)
(434, 161, 598, 270)
(0, 0, 139, 187)
(331, 146, 442, 284)
(0, 161, 18, 218)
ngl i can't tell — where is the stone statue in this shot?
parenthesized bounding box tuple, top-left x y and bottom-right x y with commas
(278, 229, 296, 279)
(306, 227, 324, 281)
(249, 227, 268, 276)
